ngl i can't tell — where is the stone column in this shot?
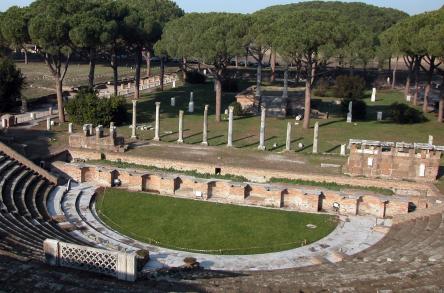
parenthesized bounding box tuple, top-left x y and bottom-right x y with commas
(202, 105, 209, 146)
(258, 107, 266, 150)
(429, 135, 434, 145)
(68, 123, 73, 134)
(154, 102, 161, 141)
(371, 88, 377, 102)
(285, 122, 292, 151)
(46, 118, 51, 131)
(177, 110, 184, 144)
(340, 144, 346, 156)
(313, 122, 319, 154)
(227, 106, 234, 147)
(282, 64, 289, 99)
(131, 100, 137, 139)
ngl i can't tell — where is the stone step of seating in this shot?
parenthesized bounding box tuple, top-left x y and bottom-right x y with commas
(61, 187, 136, 252)
(47, 186, 65, 217)
(21, 175, 39, 217)
(0, 212, 42, 250)
(16, 214, 75, 244)
(13, 171, 33, 215)
(0, 164, 23, 210)
(28, 179, 46, 220)
(36, 184, 54, 221)
(3, 168, 30, 213)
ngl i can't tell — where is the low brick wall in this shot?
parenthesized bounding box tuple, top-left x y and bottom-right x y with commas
(53, 161, 421, 218)
(67, 148, 439, 197)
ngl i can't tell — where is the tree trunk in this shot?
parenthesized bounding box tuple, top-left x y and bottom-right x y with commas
(134, 50, 141, 100)
(439, 77, 444, 123)
(256, 61, 262, 98)
(55, 77, 65, 123)
(303, 62, 315, 129)
(413, 57, 421, 106)
(112, 54, 118, 96)
(392, 57, 398, 89)
(423, 56, 436, 113)
(88, 48, 96, 89)
(388, 57, 392, 71)
(160, 56, 165, 92)
(147, 51, 151, 78)
(271, 50, 276, 82)
(182, 57, 187, 80)
(215, 78, 222, 122)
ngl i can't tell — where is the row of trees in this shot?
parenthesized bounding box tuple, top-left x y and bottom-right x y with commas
(157, 2, 409, 127)
(380, 8, 444, 122)
(0, 1, 442, 126)
(0, 0, 183, 122)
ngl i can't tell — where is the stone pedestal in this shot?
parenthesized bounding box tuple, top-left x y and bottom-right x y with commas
(429, 135, 434, 145)
(172, 80, 176, 88)
(285, 122, 292, 151)
(131, 100, 137, 139)
(406, 95, 412, 102)
(227, 106, 234, 147)
(313, 122, 319, 154)
(30, 112, 36, 120)
(68, 123, 73, 134)
(258, 107, 266, 151)
(202, 105, 209, 146)
(177, 110, 184, 144)
(340, 144, 346, 156)
(170, 97, 176, 107)
(154, 102, 161, 141)
(377, 112, 383, 121)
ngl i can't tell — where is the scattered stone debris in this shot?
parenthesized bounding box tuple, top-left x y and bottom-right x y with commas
(306, 224, 317, 229)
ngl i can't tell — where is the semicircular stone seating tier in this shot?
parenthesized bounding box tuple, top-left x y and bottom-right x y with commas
(0, 151, 92, 261)
(53, 182, 394, 271)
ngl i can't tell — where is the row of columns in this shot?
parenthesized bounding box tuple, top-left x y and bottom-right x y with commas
(130, 100, 347, 155)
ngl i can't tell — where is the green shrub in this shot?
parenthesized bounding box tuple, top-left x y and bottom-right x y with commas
(341, 99, 367, 120)
(222, 78, 239, 92)
(66, 89, 128, 126)
(0, 58, 25, 112)
(333, 75, 365, 100)
(229, 101, 243, 116)
(388, 102, 426, 124)
(185, 71, 206, 84)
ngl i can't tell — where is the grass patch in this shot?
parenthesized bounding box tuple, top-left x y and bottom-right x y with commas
(88, 159, 248, 182)
(96, 189, 338, 255)
(269, 177, 394, 196)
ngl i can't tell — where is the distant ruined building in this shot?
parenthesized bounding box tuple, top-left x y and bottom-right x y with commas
(344, 139, 444, 182)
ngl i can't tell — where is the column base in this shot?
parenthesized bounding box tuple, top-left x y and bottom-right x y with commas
(130, 136, 138, 140)
(201, 142, 208, 146)
(177, 140, 184, 144)
(153, 137, 160, 142)
(258, 145, 266, 151)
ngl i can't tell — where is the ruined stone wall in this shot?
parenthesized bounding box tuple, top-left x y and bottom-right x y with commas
(54, 161, 417, 218)
(345, 143, 442, 182)
(67, 148, 439, 197)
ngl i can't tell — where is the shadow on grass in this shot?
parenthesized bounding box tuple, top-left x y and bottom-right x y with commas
(239, 136, 277, 149)
(325, 144, 341, 153)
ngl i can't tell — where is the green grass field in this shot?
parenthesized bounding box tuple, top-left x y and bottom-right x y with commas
(113, 81, 444, 154)
(96, 189, 338, 255)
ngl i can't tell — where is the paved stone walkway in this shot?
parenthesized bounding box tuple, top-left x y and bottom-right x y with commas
(51, 183, 390, 272)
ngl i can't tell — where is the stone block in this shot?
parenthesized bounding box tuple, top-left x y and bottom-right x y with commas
(43, 239, 59, 266)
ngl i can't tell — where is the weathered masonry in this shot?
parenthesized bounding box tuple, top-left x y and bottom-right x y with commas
(344, 139, 444, 182)
(53, 162, 427, 219)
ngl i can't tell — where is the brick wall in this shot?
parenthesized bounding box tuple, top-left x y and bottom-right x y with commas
(54, 161, 429, 218)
